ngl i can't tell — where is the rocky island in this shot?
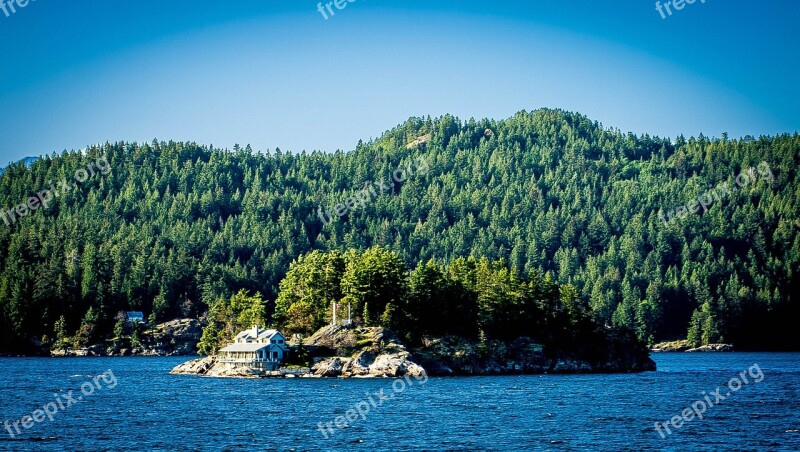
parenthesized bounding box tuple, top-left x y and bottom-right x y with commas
(651, 340, 735, 353)
(170, 323, 655, 378)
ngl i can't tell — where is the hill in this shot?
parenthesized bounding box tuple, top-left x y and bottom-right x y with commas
(0, 156, 38, 175)
(0, 109, 798, 353)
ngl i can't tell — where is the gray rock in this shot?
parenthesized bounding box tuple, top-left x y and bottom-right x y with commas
(686, 343, 734, 352)
(170, 357, 263, 378)
(312, 357, 348, 377)
(651, 340, 691, 352)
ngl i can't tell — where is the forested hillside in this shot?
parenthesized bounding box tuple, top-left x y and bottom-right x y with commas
(1, 109, 798, 353)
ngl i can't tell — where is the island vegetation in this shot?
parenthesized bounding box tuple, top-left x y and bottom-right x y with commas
(192, 246, 655, 375)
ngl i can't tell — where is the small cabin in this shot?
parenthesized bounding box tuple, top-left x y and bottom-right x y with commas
(126, 311, 145, 324)
(218, 327, 288, 371)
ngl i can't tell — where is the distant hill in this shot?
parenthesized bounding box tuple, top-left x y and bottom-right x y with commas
(0, 109, 798, 354)
(0, 156, 39, 175)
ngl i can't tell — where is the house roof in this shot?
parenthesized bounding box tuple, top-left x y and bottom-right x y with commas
(235, 327, 283, 342)
(219, 343, 270, 353)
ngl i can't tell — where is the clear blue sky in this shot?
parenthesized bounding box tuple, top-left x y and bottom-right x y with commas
(0, 0, 798, 163)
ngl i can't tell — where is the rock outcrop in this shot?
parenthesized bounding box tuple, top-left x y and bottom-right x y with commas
(412, 336, 548, 375)
(310, 357, 346, 377)
(170, 356, 312, 378)
(651, 340, 692, 352)
(51, 318, 203, 357)
(651, 340, 734, 353)
(305, 325, 426, 378)
(686, 343, 734, 352)
(412, 333, 655, 376)
(169, 356, 274, 378)
(170, 356, 218, 375)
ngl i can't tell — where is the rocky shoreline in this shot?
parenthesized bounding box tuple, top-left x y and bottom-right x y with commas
(17, 317, 658, 377)
(171, 325, 428, 378)
(170, 356, 313, 378)
(651, 340, 735, 353)
(51, 319, 203, 358)
(170, 324, 656, 378)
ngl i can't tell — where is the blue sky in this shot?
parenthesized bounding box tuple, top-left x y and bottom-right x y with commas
(0, 0, 797, 163)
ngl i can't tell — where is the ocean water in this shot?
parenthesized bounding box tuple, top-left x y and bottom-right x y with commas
(0, 353, 798, 451)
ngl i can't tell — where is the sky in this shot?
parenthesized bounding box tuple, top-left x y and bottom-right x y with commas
(0, 0, 798, 164)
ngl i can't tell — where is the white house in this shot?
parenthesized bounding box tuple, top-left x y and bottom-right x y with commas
(218, 327, 288, 371)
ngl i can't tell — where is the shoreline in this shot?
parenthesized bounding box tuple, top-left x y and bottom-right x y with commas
(650, 341, 735, 353)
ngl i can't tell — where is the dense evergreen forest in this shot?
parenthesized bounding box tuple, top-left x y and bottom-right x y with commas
(0, 109, 798, 353)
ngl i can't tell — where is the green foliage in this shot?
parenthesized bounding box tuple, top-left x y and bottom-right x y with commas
(113, 317, 126, 339)
(200, 290, 267, 352)
(282, 302, 316, 337)
(53, 315, 69, 350)
(379, 303, 398, 330)
(73, 307, 99, 347)
(197, 322, 220, 355)
(362, 302, 372, 327)
(271, 247, 604, 349)
(273, 250, 344, 332)
(152, 294, 168, 324)
(0, 109, 798, 352)
(341, 247, 408, 330)
(686, 309, 704, 348)
(130, 328, 141, 349)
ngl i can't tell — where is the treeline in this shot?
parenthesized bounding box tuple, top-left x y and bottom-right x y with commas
(0, 109, 798, 352)
(199, 246, 608, 356)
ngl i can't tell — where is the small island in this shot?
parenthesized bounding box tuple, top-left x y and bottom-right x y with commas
(651, 340, 735, 353)
(171, 247, 656, 378)
(171, 323, 655, 378)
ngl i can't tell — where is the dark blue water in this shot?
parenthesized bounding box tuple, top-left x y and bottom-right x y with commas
(0, 353, 798, 451)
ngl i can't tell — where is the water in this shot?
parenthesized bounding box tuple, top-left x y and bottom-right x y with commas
(0, 353, 798, 451)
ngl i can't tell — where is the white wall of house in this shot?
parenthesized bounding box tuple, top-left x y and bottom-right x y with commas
(219, 329, 290, 372)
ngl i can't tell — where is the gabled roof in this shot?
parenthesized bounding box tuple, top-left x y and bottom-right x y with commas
(125, 312, 144, 322)
(220, 343, 270, 353)
(235, 327, 283, 342)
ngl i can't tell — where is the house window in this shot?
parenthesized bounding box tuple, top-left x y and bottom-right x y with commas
(271, 340, 276, 344)
(278, 340, 284, 344)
